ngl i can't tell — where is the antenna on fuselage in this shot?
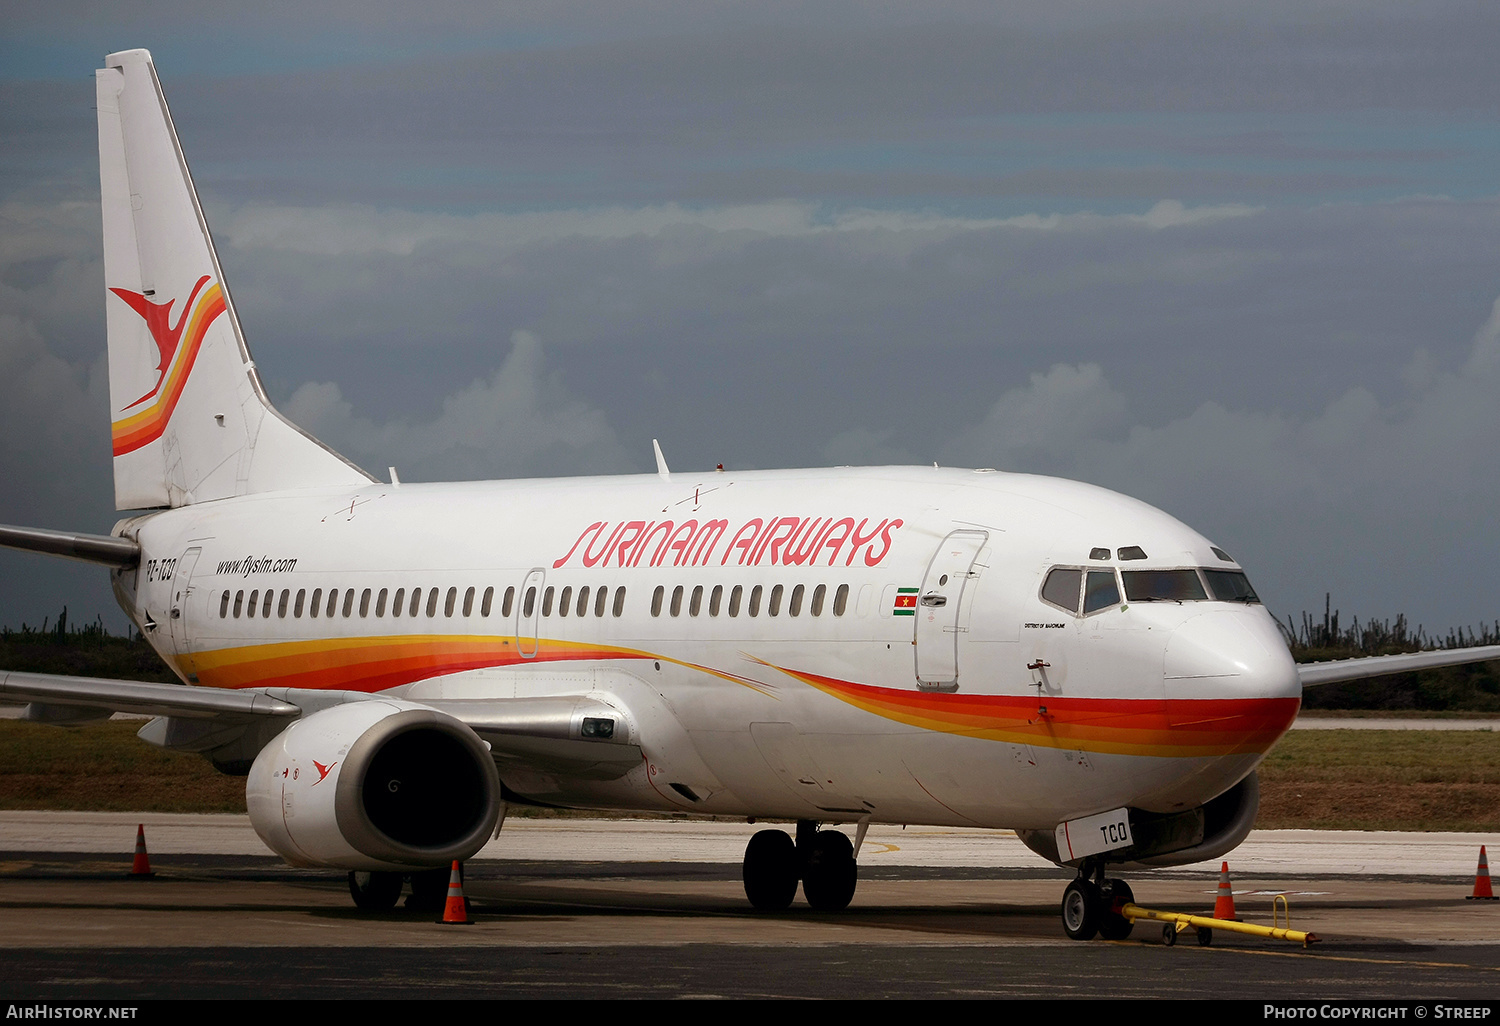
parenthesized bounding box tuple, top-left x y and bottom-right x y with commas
(653, 439, 671, 481)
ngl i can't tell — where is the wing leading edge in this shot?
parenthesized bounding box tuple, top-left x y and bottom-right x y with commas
(1298, 644, 1500, 687)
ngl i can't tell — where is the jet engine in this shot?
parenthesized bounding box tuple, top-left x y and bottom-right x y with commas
(246, 699, 501, 870)
(1017, 772, 1260, 870)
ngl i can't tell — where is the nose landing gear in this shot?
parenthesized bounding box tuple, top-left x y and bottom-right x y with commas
(1060, 862, 1134, 940)
(743, 819, 859, 912)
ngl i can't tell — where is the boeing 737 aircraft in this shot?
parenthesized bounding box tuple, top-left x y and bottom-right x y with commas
(3, 50, 1498, 939)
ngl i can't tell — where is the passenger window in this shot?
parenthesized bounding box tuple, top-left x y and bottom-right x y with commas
(834, 584, 849, 616)
(596, 586, 609, 617)
(359, 589, 372, 617)
(278, 589, 290, 618)
(559, 586, 572, 617)
(326, 588, 339, 617)
(233, 590, 244, 618)
(463, 586, 475, 617)
(376, 588, 388, 617)
(612, 587, 626, 617)
(343, 589, 355, 617)
(769, 584, 783, 616)
(1041, 568, 1082, 613)
(576, 586, 589, 617)
(789, 584, 804, 616)
(263, 591, 273, 618)
(247, 589, 258, 618)
(409, 588, 422, 617)
(1083, 570, 1120, 614)
(426, 589, 439, 617)
(443, 587, 456, 617)
(670, 585, 684, 617)
(503, 586, 515, 618)
(729, 585, 743, 617)
(309, 588, 321, 618)
(219, 591, 230, 618)
(294, 589, 305, 618)
(392, 587, 404, 617)
(481, 586, 494, 617)
(811, 584, 825, 616)
(690, 585, 703, 616)
(710, 584, 723, 616)
(523, 587, 536, 617)
(749, 585, 763, 617)
(652, 586, 665, 617)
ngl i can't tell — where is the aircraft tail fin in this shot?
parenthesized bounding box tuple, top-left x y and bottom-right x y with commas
(96, 49, 373, 509)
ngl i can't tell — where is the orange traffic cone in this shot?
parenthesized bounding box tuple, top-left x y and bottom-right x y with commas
(1467, 846, 1498, 901)
(129, 823, 154, 878)
(1212, 861, 1238, 920)
(439, 861, 471, 924)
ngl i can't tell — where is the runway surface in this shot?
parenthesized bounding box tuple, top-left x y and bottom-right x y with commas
(2, 814, 1499, 1000)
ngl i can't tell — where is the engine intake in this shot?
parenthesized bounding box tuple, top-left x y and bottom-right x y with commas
(247, 700, 501, 870)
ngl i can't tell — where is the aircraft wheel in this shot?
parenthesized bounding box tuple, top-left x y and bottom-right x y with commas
(407, 867, 451, 912)
(1061, 878, 1102, 941)
(743, 829, 798, 910)
(1098, 879, 1135, 940)
(802, 830, 857, 912)
(348, 870, 402, 911)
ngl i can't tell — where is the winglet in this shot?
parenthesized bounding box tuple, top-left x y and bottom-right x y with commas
(653, 439, 671, 481)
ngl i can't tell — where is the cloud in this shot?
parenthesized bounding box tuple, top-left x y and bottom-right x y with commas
(936, 292, 1500, 626)
(220, 199, 1263, 258)
(282, 329, 633, 481)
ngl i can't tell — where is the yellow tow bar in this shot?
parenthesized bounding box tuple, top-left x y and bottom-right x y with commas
(1122, 901, 1320, 948)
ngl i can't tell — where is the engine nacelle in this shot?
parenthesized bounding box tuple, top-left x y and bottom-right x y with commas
(1017, 772, 1260, 870)
(246, 699, 501, 870)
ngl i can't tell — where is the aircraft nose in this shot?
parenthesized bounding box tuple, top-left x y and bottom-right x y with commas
(1164, 609, 1301, 703)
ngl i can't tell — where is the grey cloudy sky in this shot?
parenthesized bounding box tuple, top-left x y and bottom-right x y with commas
(3, 1, 1499, 638)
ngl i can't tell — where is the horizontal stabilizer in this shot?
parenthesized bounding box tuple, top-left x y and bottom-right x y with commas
(0, 524, 139, 569)
(1298, 644, 1500, 687)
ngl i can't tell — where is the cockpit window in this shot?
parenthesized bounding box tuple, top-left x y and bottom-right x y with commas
(1203, 569, 1260, 603)
(1122, 569, 1207, 602)
(1040, 568, 1082, 613)
(1083, 570, 1121, 613)
(1211, 546, 1235, 563)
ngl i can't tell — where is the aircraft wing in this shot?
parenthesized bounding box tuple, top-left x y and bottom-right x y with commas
(1, 670, 639, 777)
(0, 670, 299, 721)
(1297, 644, 1500, 687)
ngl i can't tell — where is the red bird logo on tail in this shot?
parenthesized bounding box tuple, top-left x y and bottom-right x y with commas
(111, 274, 212, 409)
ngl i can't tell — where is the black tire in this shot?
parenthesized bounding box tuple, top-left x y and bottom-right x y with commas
(1098, 879, 1135, 940)
(1196, 926, 1213, 947)
(802, 830, 858, 912)
(347, 870, 403, 911)
(1161, 923, 1177, 946)
(1061, 878, 1102, 941)
(407, 867, 451, 912)
(743, 829, 798, 911)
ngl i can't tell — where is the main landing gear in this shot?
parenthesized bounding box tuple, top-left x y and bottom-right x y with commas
(348, 867, 453, 912)
(743, 819, 858, 912)
(1060, 861, 1134, 941)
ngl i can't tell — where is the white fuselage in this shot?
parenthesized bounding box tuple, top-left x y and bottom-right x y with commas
(112, 464, 1302, 832)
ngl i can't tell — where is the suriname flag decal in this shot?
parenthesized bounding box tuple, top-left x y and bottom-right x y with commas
(893, 587, 918, 615)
